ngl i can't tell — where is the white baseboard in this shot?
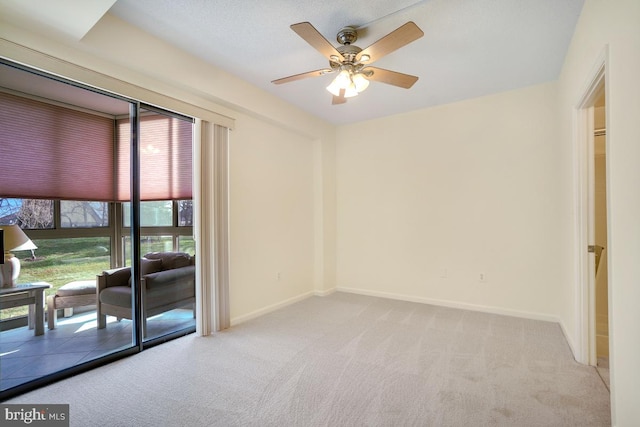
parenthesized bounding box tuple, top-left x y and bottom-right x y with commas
(314, 287, 337, 297)
(558, 319, 583, 364)
(230, 287, 337, 326)
(336, 286, 560, 323)
(230, 290, 315, 326)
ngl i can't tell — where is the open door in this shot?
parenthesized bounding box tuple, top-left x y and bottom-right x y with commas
(575, 58, 610, 383)
(593, 91, 609, 386)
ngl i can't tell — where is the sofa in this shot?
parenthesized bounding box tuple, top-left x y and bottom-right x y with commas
(96, 252, 195, 335)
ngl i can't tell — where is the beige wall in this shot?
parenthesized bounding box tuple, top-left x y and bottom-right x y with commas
(557, 0, 640, 424)
(229, 112, 316, 322)
(336, 82, 562, 320)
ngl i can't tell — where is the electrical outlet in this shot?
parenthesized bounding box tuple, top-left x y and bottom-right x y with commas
(479, 273, 486, 282)
(276, 272, 281, 280)
(440, 268, 448, 278)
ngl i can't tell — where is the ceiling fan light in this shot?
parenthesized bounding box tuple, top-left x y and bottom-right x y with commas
(326, 79, 342, 96)
(352, 73, 370, 92)
(344, 83, 358, 98)
(327, 68, 354, 96)
(334, 69, 351, 87)
(360, 54, 371, 62)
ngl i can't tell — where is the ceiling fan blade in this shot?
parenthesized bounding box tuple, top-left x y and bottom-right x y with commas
(291, 22, 342, 61)
(332, 88, 347, 105)
(272, 69, 332, 85)
(357, 21, 424, 63)
(365, 67, 419, 89)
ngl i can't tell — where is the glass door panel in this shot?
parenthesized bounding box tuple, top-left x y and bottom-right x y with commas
(0, 60, 137, 397)
(137, 107, 195, 342)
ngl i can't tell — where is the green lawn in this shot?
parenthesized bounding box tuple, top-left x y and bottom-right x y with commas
(1, 237, 110, 320)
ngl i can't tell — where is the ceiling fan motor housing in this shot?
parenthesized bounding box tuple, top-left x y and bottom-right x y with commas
(336, 26, 358, 45)
(329, 27, 362, 69)
(335, 44, 362, 64)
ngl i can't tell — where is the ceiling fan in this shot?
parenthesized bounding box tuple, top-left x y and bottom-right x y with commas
(272, 21, 424, 105)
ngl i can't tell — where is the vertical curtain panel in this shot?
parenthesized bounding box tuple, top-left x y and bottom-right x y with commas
(194, 120, 230, 335)
(0, 92, 115, 201)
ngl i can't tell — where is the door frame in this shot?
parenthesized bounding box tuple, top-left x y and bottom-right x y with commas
(574, 49, 608, 366)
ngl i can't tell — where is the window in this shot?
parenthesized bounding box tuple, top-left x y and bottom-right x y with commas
(178, 235, 195, 254)
(61, 201, 109, 228)
(0, 198, 53, 229)
(121, 200, 194, 259)
(123, 201, 173, 227)
(1, 199, 109, 229)
(178, 200, 193, 226)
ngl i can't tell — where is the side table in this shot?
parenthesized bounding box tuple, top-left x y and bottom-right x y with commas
(0, 282, 52, 336)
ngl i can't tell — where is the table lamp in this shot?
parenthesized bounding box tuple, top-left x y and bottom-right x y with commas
(0, 225, 38, 288)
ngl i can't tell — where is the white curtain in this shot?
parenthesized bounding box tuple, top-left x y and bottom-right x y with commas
(194, 120, 230, 335)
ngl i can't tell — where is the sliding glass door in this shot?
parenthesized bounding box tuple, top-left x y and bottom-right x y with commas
(0, 60, 195, 399)
(127, 106, 196, 342)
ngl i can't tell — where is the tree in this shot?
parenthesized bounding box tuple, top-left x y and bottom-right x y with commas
(178, 200, 193, 226)
(0, 198, 21, 224)
(60, 201, 108, 227)
(17, 199, 53, 229)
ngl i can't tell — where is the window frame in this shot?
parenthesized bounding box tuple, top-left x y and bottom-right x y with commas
(1, 199, 193, 269)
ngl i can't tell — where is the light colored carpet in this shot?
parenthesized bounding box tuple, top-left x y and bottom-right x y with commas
(6, 292, 610, 426)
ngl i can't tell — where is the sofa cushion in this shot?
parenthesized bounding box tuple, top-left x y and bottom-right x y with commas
(143, 265, 196, 290)
(57, 280, 96, 297)
(145, 276, 195, 309)
(99, 286, 132, 308)
(144, 252, 192, 270)
(128, 257, 163, 286)
(142, 257, 164, 274)
(102, 267, 131, 287)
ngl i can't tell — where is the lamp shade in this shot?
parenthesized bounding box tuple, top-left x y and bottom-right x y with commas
(0, 225, 37, 252)
(326, 69, 351, 97)
(352, 73, 370, 93)
(0, 225, 36, 288)
(326, 67, 371, 98)
(343, 83, 359, 98)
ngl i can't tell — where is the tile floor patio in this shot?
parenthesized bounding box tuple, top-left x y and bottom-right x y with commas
(0, 309, 195, 391)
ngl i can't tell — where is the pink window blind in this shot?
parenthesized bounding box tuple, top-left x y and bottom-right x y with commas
(116, 114, 193, 201)
(0, 92, 115, 201)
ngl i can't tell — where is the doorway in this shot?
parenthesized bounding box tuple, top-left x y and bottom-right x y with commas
(575, 57, 610, 387)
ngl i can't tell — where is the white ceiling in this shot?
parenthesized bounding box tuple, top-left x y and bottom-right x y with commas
(1, 0, 585, 125)
(108, 0, 584, 125)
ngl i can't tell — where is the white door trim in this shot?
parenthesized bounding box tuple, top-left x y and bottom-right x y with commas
(574, 48, 608, 365)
